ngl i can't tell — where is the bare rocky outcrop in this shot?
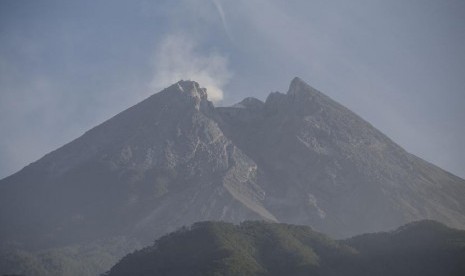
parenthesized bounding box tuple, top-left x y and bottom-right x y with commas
(1, 78, 464, 275)
(218, 77, 465, 237)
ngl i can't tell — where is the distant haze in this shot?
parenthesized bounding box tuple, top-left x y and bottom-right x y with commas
(0, 0, 464, 179)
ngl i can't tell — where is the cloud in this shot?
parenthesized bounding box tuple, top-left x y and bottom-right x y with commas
(150, 33, 232, 103)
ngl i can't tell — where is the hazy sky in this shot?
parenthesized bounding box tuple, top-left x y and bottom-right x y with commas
(1, 0, 464, 179)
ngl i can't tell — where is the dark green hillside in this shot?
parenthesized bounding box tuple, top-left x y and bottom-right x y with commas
(105, 221, 354, 276)
(345, 220, 465, 276)
(106, 220, 465, 276)
(0, 237, 140, 276)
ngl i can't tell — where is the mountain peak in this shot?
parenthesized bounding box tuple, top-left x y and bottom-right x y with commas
(170, 80, 208, 99)
(288, 76, 321, 98)
(290, 76, 305, 87)
(232, 97, 265, 110)
(160, 80, 211, 111)
(263, 77, 325, 114)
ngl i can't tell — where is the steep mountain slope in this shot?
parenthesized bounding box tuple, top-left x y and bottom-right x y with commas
(0, 80, 270, 250)
(217, 77, 465, 236)
(1, 78, 464, 275)
(105, 220, 465, 276)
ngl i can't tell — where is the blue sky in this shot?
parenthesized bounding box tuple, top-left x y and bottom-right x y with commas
(1, 0, 464, 179)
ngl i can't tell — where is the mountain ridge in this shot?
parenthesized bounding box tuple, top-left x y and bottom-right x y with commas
(1, 77, 464, 276)
(1, 77, 464, 243)
(105, 220, 465, 276)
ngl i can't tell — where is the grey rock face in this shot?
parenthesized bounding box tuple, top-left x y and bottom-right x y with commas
(218, 77, 465, 237)
(1, 77, 464, 253)
(0, 80, 270, 251)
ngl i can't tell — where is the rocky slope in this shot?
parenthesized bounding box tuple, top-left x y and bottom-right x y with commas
(1, 78, 464, 275)
(217, 77, 465, 236)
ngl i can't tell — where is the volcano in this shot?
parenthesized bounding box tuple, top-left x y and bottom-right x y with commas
(1, 78, 464, 275)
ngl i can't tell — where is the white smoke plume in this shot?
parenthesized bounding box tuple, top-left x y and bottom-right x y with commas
(151, 34, 232, 103)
